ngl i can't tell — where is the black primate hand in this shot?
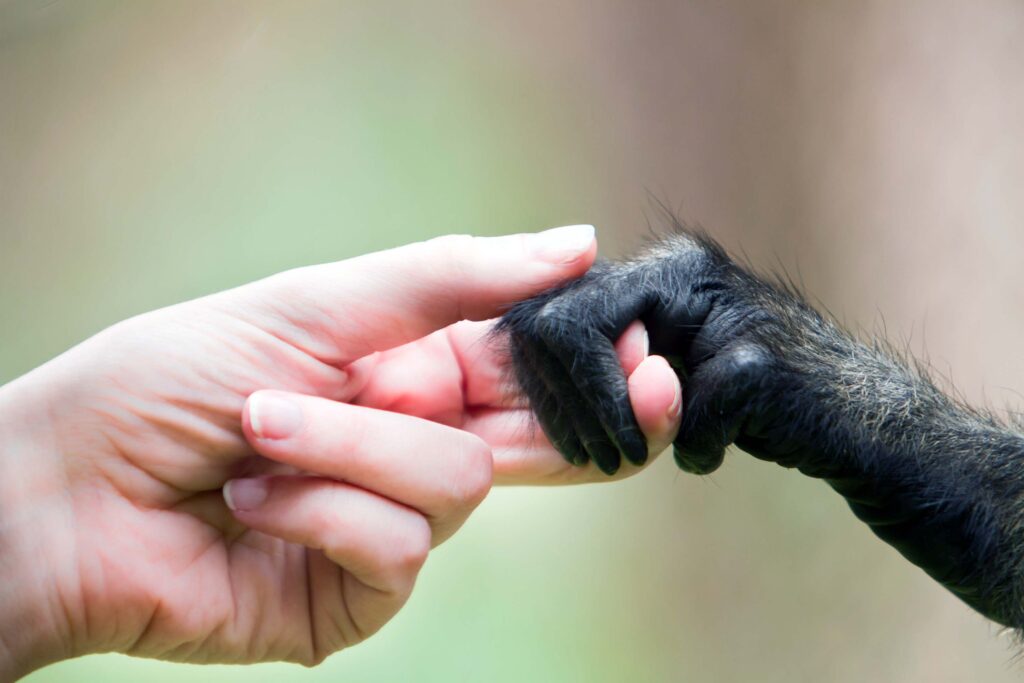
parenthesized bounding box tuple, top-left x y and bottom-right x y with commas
(500, 227, 1024, 630)
(499, 230, 823, 477)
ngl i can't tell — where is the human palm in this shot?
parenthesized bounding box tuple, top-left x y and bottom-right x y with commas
(58, 298, 376, 664)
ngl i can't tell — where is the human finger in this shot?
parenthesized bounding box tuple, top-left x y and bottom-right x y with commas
(241, 391, 492, 543)
(228, 226, 597, 366)
(628, 354, 682, 456)
(223, 474, 430, 637)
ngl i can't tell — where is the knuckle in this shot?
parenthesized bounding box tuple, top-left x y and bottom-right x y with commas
(726, 343, 772, 378)
(445, 435, 494, 510)
(390, 515, 431, 574)
(536, 299, 577, 342)
(295, 648, 329, 668)
(423, 234, 475, 274)
(421, 234, 477, 317)
(309, 505, 339, 538)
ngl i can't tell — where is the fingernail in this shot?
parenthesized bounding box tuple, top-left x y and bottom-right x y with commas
(532, 224, 595, 264)
(668, 381, 682, 421)
(248, 392, 302, 440)
(641, 329, 650, 358)
(224, 478, 269, 511)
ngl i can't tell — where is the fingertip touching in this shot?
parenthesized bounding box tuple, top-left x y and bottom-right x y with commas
(227, 225, 598, 369)
(427, 224, 598, 322)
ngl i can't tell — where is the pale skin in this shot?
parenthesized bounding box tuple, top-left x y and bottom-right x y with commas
(0, 226, 682, 680)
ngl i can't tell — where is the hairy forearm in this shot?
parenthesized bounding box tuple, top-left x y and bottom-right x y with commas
(658, 252, 1024, 627)
(503, 228, 1024, 630)
(746, 324, 1024, 626)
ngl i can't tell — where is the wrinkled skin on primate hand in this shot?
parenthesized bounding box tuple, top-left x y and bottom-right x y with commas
(500, 228, 1024, 631)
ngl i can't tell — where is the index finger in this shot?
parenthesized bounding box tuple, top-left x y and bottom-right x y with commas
(229, 226, 597, 366)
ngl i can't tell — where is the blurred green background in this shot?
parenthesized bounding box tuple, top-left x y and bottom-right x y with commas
(3, 1, 1024, 681)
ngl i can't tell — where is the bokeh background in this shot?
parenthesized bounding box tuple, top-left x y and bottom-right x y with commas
(4, 1, 1024, 681)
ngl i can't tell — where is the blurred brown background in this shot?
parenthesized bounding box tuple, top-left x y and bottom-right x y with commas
(3, 1, 1024, 681)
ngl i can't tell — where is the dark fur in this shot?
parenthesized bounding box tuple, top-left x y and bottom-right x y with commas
(498, 224, 1024, 630)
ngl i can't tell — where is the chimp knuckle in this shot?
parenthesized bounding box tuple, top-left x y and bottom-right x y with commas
(727, 343, 771, 377)
(535, 299, 580, 342)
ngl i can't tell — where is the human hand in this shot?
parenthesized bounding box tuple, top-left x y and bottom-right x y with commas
(0, 226, 681, 679)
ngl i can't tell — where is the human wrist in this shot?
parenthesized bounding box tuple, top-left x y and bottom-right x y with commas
(0, 374, 77, 680)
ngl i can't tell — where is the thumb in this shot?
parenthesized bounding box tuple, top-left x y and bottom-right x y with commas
(226, 225, 597, 364)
